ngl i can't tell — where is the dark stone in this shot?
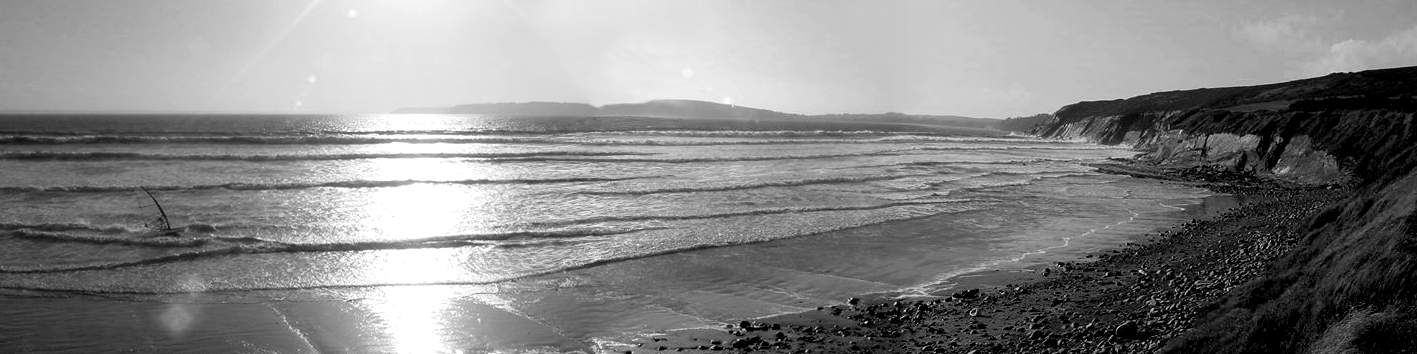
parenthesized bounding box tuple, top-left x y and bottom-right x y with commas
(733, 337, 764, 349)
(953, 289, 981, 299)
(1114, 321, 1139, 338)
(1029, 330, 1049, 339)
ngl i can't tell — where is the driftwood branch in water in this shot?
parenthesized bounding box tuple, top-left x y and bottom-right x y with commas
(139, 187, 173, 232)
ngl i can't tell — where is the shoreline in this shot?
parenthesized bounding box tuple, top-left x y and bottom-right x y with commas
(0, 162, 1234, 353)
(620, 163, 1346, 353)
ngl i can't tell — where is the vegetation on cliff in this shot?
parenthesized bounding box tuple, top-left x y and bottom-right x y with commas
(1046, 66, 1417, 127)
(994, 113, 1053, 133)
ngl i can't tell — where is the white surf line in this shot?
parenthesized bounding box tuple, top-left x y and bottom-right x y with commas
(266, 303, 322, 354)
(598, 302, 726, 348)
(756, 284, 828, 311)
(1008, 208, 1141, 263)
(894, 207, 1145, 298)
(1157, 201, 1187, 211)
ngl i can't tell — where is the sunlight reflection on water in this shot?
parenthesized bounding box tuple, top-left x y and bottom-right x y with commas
(357, 148, 491, 239)
(361, 183, 471, 239)
(357, 118, 478, 352)
(373, 285, 459, 353)
(361, 245, 470, 352)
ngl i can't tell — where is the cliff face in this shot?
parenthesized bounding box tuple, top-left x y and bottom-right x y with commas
(1034, 66, 1417, 185)
(1033, 66, 1417, 353)
(1037, 108, 1417, 185)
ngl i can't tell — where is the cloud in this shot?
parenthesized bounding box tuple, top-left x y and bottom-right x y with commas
(1298, 24, 1417, 77)
(1235, 15, 1325, 54)
(1239, 15, 1417, 78)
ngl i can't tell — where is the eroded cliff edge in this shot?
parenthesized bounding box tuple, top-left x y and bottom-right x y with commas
(1033, 66, 1417, 353)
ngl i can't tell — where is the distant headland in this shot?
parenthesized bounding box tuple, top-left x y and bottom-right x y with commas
(394, 99, 1049, 131)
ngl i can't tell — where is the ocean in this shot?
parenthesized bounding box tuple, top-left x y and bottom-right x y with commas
(0, 114, 1227, 352)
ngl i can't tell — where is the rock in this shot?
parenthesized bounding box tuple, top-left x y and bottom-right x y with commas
(1043, 337, 1059, 346)
(1029, 330, 1049, 339)
(732, 337, 764, 349)
(1114, 321, 1139, 338)
(847, 297, 860, 306)
(953, 289, 981, 299)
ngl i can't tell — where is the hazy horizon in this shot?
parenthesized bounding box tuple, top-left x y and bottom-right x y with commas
(2, 0, 1415, 117)
(0, 97, 1034, 118)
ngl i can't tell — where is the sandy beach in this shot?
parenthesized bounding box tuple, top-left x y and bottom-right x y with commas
(620, 163, 1345, 353)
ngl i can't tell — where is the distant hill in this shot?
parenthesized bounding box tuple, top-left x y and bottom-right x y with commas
(598, 99, 800, 120)
(814, 112, 999, 129)
(395, 99, 1002, 129)
(393, 102, 598, 115)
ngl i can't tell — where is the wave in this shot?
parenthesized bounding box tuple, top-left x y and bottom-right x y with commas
(1, 128, 969, 138)
(906, 145, 1119, 151)
(0, 222, 141, 234)
(0, 151, 650, 161)
(0, 150, 910, 163)
(0, 177, 644, 193)
(501, 151, 908, 164)
(522, 199, 967, 228)
(578, 173, 943, 195)
(0, 222, 228, 237)
(0, 228, 656, 273)
(0, 203, 974, 295)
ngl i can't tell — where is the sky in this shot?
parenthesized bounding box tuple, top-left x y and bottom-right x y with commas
(0, 0, 1414, 117)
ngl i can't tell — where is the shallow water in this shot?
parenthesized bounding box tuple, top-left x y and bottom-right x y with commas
(0, 114, 1218, 352)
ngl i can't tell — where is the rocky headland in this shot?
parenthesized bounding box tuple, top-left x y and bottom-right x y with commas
(623, 65, 1417, 353)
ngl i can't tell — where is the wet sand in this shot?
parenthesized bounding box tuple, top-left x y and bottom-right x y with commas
(620, 164, 1346, 353)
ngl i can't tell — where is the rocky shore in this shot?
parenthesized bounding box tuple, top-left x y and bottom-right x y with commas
(620, 164, 1346, 353)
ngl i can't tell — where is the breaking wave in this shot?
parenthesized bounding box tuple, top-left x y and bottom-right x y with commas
(0, 177, 645, 193)
(0, 228, 656, 274)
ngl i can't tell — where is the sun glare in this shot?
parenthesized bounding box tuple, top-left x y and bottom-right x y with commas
(372, 284, 459, 352)
(365, 184, 467, 238)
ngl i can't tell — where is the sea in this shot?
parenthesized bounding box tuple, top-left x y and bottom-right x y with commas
(0, 114, 1229, 352)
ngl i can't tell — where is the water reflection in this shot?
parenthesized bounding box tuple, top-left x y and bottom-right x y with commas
(372, 285, 459, 353)
(356, 150, 492, 239)
(355, 124, 478, 353)
(347, 114, 469, 133)
(361, 183, 469, 239)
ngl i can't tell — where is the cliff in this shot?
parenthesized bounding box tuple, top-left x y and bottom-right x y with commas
(1035, 66, 1417, 353)
(1034, 66, 1417, 185)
